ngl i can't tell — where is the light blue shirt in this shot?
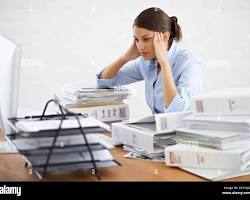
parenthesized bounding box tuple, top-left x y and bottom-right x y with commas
(96, 42, 203, 113)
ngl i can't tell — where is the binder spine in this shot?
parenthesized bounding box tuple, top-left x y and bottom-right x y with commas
(164, 147, 242, 170)
(155, 112, 190, 133)
(69, 104, 129, 122)
(191, 96, 250, 114)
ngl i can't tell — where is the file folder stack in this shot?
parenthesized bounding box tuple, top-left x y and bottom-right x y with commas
(112, 112, 191, 161)
(56, 82, 130, 122)
(164, 88, 250, 181)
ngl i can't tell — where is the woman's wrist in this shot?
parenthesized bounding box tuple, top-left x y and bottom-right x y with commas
(158, 58, 170, 69)
(120, 55, 130, 63)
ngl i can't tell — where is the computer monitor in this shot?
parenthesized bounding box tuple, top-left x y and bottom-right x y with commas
(0, 34, 21, 136)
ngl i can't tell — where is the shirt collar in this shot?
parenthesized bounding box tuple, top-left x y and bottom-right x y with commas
(167, 41, 177, 62)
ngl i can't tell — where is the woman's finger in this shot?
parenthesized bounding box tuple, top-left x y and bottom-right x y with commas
(158, 33, 162, 47)
(153, 32, 158, 47)
(160, 32, 164, 41)
(157, 32, 160, 42)
(154, 32, 157, 42)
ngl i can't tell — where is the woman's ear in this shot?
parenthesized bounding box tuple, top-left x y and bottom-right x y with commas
(163, 32, 170, 42)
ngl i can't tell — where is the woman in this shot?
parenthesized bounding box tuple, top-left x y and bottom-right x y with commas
(97, 7, 203, 113)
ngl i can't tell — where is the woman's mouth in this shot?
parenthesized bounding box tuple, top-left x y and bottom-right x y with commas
(140, 52, 148, 56)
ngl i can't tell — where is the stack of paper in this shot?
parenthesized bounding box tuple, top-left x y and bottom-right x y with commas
(14, 117, 110, 133)
(175, 127, 250, 150)
(55, 82, 130, 122)
(185, 113, 250, 133)
(154, 133, 177, 147)
(123, 144, 165, 162)
(74, 87, 130, 103)
(61, 83, 130, 105)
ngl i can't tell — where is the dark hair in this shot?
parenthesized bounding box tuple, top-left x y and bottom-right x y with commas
(133, 7, 182, 47)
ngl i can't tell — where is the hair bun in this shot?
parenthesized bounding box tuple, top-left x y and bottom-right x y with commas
(170, 16, 178, 24)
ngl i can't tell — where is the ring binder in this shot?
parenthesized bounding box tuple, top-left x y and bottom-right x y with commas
(8, 99, 120, 181)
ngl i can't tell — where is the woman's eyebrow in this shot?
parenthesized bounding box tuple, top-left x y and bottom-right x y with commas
(133, 34, 152, 39)
(141, 34, 152, 38)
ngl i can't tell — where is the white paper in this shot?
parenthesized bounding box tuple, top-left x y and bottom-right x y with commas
(15, 117, 110, 132)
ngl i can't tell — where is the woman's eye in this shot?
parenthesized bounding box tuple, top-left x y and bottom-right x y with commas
(143, 38, 150, 41)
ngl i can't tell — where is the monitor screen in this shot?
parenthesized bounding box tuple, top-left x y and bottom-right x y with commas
(0, 34, 21, 135)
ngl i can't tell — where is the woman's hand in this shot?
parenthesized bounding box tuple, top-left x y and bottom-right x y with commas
(121, 40, 140, 62)
(153, 32, 169, 65)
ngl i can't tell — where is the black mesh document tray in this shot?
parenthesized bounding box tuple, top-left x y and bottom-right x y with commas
(7, 99, 120, 181)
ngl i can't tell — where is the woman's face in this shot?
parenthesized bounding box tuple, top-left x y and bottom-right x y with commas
(133, 26, 155, 60)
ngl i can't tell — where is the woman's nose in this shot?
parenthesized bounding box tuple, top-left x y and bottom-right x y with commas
(138, 41, 145, 50)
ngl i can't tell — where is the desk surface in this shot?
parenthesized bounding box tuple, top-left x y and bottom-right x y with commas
(0, 131, 250, 181)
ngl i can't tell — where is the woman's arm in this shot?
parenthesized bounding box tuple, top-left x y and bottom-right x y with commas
(100, 40, 140, 79)
(100, 57, 128, 79)
(153, 32, 177, 107)
(159, 59, 177, 106)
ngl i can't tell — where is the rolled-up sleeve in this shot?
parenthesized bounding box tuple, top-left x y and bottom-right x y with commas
(96, 59, 143, 88)
(164, 56, 203, 112)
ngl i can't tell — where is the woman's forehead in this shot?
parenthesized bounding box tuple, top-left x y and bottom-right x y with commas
(133, 26, 153, 37)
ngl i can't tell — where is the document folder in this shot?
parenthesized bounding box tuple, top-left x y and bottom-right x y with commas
(112, 112, 190, 153)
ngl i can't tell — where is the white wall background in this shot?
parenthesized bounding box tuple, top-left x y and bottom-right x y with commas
(1, 0, 250, 119)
